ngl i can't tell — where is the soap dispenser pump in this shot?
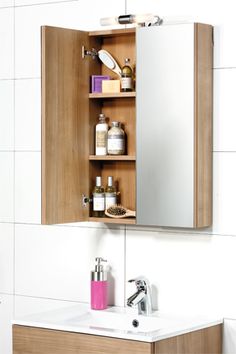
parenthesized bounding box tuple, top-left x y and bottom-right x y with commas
(91, 257, 108, 310)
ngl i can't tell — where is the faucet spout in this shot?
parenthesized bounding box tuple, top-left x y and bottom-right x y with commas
(127, 289, 146, 307)
(127, 277, 153, 316)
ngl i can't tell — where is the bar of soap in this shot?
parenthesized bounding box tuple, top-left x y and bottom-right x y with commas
(102, 80, 120, 93)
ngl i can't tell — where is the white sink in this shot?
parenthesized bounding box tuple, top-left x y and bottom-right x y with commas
(13, 304, 223, 342)
(65, 310, 172, 332)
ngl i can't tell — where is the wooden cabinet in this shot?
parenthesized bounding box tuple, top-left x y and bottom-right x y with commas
(41, 24, 213, 228)
(13, 324, 222, 354)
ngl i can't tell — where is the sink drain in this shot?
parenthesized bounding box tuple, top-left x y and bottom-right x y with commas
(132, 319, 139, 328)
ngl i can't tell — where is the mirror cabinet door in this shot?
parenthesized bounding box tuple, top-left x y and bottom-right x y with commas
(136, 24, 212, 228)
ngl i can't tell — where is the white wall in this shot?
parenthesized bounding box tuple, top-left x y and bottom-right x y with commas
(1, 0, 236, 353)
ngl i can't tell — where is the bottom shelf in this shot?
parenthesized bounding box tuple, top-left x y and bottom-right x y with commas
(89, 217, 136, 225)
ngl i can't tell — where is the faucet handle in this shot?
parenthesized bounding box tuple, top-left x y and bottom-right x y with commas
(128, 277, 150, 290)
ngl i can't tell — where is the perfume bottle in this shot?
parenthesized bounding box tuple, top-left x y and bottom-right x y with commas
(105, 176, 117, 210)
(121, 58, 133, 92)
(92, 176, 105, 217)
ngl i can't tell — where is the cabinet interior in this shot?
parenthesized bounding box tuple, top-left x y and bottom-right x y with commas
(88, 30, 136, 223)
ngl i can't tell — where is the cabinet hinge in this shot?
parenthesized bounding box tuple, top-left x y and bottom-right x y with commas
(82, 194, 92, 207)
(82, 46, 98, 59)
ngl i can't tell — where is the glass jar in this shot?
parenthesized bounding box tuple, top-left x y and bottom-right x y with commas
(107, 122, 125, 155)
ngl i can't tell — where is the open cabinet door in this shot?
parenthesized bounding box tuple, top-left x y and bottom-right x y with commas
(41, 26, 90, 224)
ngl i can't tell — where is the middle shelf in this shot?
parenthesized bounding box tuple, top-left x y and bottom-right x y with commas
(89, 155, 136, 161)
(89, 92, 136, 99)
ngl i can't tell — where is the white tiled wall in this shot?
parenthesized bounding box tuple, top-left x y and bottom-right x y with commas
(15, 224, 125, 305)
(0, 153, 14, 223)
(0, 224, 14, 294)
(0, 295, 14, 354)
(0, 8, 14, 79)
(1, 0, 236, 353)
(223, 319, 236, 354)
(15, 79, 41, 151)
(0, 80, 14, 151)
(15, 152, 41, 224)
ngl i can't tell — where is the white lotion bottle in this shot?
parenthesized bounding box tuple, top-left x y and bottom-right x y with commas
(95, 113, 108, 155)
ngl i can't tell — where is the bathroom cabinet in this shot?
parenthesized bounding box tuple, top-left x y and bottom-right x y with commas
(41, 23, 213, 228)
(13, 324, 222, 354)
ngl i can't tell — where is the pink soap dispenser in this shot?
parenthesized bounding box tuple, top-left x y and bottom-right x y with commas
(91, 257, 108, 310)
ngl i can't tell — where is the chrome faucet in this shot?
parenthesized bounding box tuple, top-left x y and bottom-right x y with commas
(127, 277, 153, 316)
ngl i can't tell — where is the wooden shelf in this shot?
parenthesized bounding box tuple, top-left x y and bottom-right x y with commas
(89, 155, 136, 161)
(89, 217, 136, 225)
(89, 28, 135, 37)
(89, 92, 136, 99)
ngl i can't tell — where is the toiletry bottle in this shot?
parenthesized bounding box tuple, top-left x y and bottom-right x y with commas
(107, 121, 125, 155)
(105, 176, 117, 209)
(92, 176, 105, 217)
(95, 113, 108, 155)
(91, 257, 108, 310)
(121, 58, 133, 92)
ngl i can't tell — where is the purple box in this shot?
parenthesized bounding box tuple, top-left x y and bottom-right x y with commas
(91, 75, 110, 93)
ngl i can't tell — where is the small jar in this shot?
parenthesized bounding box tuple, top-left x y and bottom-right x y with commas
(107, 122, 125, 155)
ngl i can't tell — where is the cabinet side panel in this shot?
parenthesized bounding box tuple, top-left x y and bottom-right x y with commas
(194, 24, 213, 227)
(136, 24, 195, 227)
(41, 26, 89, 224)
(13, 325, 152, 354)
(154, 325, 222, 354)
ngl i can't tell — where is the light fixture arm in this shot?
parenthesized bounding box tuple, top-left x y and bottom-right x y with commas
(100, 14, 163, 27)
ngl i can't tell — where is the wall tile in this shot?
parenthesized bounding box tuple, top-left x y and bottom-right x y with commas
(0, 153, 14, 222)
(212, 152, 236, 236)
(126, 229, 236, 317)
(0, 0, 14, 7)
(15, 224, 125, 306)
(126, 0, 218, 22)
(214, 69, 236, 152)
(127, 0, 236, 68)
(15, 79, 41, 151)
(0, 294, 14, 354)
(0, 80, 14, 151)
(15, 0, 74, 5)
(14, 295, 78, 318)
(223, 319, 236, 354)
(0, 224, 14, 294)
(15, 152, 41, 224)
(214, 23, 236, 69)
(0, 8, 14, 79)
(15, 0, 125, 78)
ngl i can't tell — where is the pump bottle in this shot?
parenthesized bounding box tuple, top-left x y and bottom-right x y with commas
(91, 257, 108, 310)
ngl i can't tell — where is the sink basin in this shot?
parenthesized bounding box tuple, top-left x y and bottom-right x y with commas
(65, 310, 172, 333)
(13, 304, 223, 343)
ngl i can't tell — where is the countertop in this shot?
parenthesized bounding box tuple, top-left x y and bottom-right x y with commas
(12, 304, 223, 343)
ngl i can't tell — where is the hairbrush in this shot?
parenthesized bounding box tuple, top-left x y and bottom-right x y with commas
(105, 205, 136, 219)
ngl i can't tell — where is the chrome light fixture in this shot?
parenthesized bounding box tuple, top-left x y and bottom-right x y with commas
(100, 14, 163, 27)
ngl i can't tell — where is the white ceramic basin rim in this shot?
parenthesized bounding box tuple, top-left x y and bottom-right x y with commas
(66, 310, 172, 333)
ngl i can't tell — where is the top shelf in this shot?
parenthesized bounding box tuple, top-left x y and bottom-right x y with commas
(89, 92, 136, 99)
(89, 28, 136, 37)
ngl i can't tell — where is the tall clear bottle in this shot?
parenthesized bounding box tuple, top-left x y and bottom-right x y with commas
(93, 176, 105, 217)
(121, 58, 133, 92)
(95, 113, 108, 155)
(105, 176, 117, 210)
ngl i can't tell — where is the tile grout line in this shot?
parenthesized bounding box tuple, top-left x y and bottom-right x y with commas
(13, 0, 16, 318)
(14, 293, 89, 304)
(2, 220, 236, 238)
(14, 0, 78, 8)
